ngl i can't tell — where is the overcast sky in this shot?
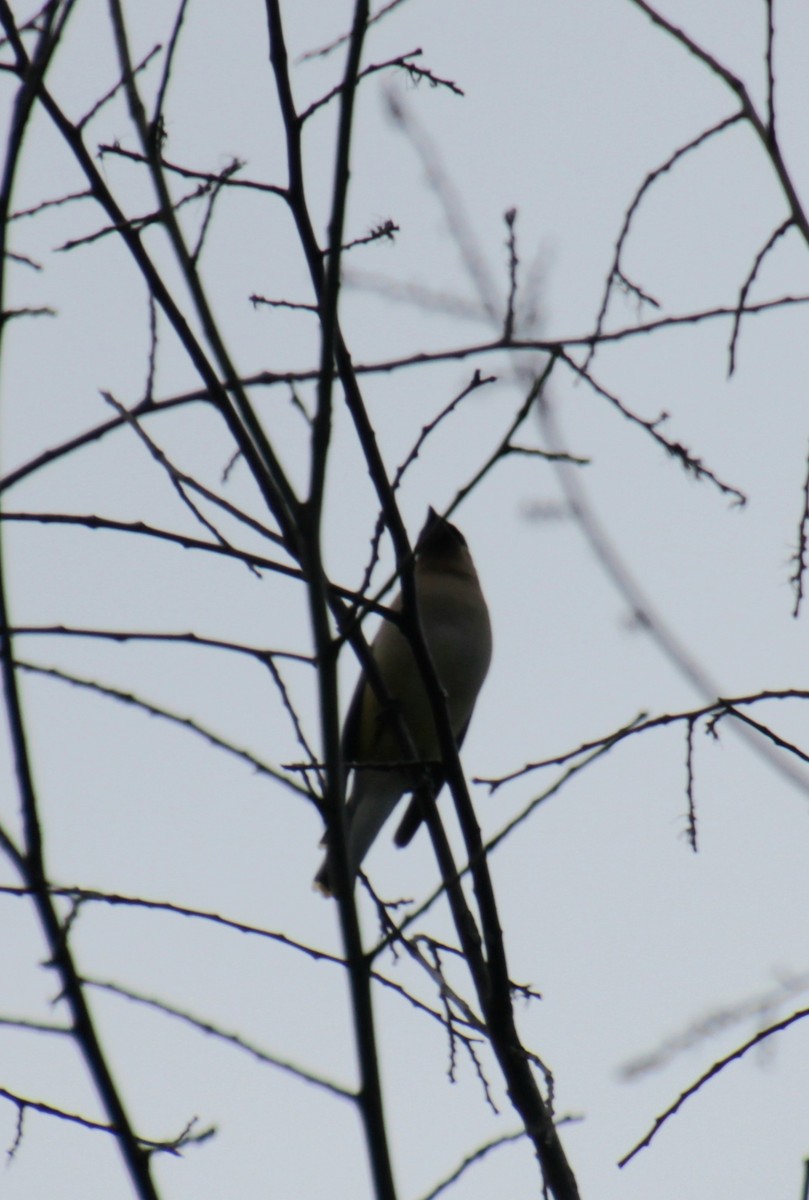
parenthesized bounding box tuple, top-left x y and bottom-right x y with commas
(2, 2, 809, 1199)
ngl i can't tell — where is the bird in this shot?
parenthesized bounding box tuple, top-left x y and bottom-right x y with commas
(314, 508, 492, 896)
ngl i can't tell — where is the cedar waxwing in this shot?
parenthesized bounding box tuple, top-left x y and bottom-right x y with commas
(314, 508, 492, 896)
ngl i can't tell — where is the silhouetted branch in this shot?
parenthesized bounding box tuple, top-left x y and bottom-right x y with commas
(418, 1129, 526, 1200)
(729, 217, 793, 374)
(619, 969, 809, 1080)
(584, 111, 744, 370)
(300, 48, 461, 124)
(502, 207, 519, 342)
(480, 692, 809, 789)
(0, 1086, 212, 1155)
(790, 440, 809, 617)
(619, 1004, 809, 1168)
(14, 659, 309, 795)
(85, 978, 354, 1099)
(559, 350, 746, 505)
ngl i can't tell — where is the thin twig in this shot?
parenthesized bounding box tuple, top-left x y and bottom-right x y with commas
(790, 440, 809, 617)
(86, 978, 354, 1098)
(419, 1130, 526, 1200)
(502, 207, 518, 342)
(584, 111, 745, 371)
(619, 1004, 809, 1167)
(728, 218, 793, 374)
(684, 716, 697, 850)
(15, 658, 309, 795)
(558, 351, 746, 506)
(0, 1086, 212, 1154)
(77, 43, 161, 130)
(2, 623, 312, 665)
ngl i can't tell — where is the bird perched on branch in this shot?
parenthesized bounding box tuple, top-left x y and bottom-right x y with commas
(314, 508, 492, 896)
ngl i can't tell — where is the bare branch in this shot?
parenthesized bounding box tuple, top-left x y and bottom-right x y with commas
(729, 218, 793, 374)
(764, 0, 776, 138)
(151, 0, 191, 135)
(559, 351, 746, 505)
(684, 717, 697, 851)
(480, 692, 809, 790)
(790, 440, 809, 616)
(15, 658, 309, 796)
(85, 978, 354, 1099)
(626, 1, 809, 245)
(619, 1004, 809, 1168)
(2, 623, 312, 666)
(98, 143, 286, 200)
(584, 111, 745, 370)
(300, 48, 462, 124)
(620, 969, 809, 1080)
(502, 207, 518, 342)
(0, 1086, 212, 1155)
(419, 1130, 526, 1200)
(77, 42, 161, 130)
(298, 0, 410, 62)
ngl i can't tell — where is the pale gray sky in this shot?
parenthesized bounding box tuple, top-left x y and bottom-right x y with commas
(2, 2, 809, 1198)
